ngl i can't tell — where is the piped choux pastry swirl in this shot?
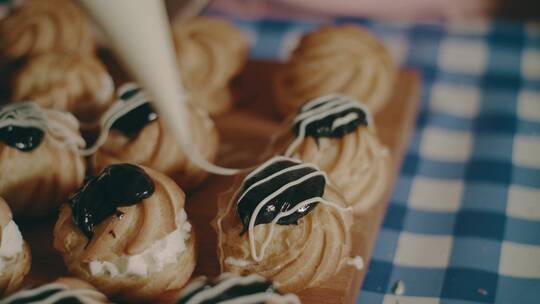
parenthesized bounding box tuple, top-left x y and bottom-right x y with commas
(0, 0, 95, 60)
(278, 95, 391, 214)
(273, 25, 396, 116)
(0, 197, 31, 297)
(89, 83, 218, 191)
(0, 102, 86, 217)
(214, 156, 353, 293)
(12, 52, 114, 125)
(54, 164, 196, 302)
(173, 17, 249, 115)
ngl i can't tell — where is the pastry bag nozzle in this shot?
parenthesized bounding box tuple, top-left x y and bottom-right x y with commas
(76, 0, 240, 175)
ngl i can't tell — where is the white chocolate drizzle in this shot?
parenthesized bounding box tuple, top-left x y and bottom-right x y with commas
(1, 283, 107, 304)
(285, 94, 373, 157)
(237, 156, 351, 262)
(0, 102, 85, 151)
(180, 273, 301, 304)
(45, 110, 86, 151)
(237, 156, 322, 205)
(79, 82, 151, 156)
(225, 256, 252, 267)
(346, 255, 364, 270)
(0, 103, 47, 130)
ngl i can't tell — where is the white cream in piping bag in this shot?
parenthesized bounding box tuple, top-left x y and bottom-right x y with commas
(87, 209, 191, 278)
(76, 0, 241, 175)
(0, 221, 24, 274)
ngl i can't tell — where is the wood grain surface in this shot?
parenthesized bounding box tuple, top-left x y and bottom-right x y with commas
(18, 60, 420, 303)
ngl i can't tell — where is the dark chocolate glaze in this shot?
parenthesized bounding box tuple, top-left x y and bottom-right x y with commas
(111, 85, 158, 138)
(293, 96, 367, 139)
(69, 163, 155, 239)
(177, 276, 279, 304)
(237, 159, 325, 232)
(0, 125, 44, 151)
(3, 285, 85, 304)
(0, 103, 46, 151)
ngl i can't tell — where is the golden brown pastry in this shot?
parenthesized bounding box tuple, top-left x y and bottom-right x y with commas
(0, 0, 95, 60)
(0, 102, 86, 217)
(214, 156, 353, 293)
(89, 83, 218, 191)
(173, 17, 249, 115)
(12, 52, 114, 125)
(1, 277, 109, 303)
(277, 95, 391, 214)
(173, 273, 300, 304)
(0, 197, 31, 297)
(273, 25, 396, 116)
(54, 164, 196, 302)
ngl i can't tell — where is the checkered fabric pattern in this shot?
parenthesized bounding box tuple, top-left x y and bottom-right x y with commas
(1, 0, 538, 302)
(224, 17, 540, 304)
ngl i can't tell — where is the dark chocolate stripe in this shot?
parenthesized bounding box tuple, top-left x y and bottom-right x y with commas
(292, 95, 368, 139)
(176, 275, 278, 304)
(1, 284, 88, 304)
(236, 157, 325, 232)
(0, 103, 46, 152)
(110, 83, 158, 138)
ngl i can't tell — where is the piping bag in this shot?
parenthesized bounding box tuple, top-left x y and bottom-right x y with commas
(77, 0, 239, 175)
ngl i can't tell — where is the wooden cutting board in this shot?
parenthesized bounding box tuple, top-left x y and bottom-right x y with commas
(18, 60, 420, 303)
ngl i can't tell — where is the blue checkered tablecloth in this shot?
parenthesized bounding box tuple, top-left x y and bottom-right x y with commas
(1, 1, 539, 302)
(224, 17, 540, 304)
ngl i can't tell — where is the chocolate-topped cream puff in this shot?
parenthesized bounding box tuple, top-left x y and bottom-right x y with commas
(0, 0, 95, 60)
(88, 83, 218, 191)
(173, 17, 249, 115)
(273, 25, 396, 116)
(277, 95, 391, 214)
(0, 197, 31, 296)
(175, 273, 300, 304)
(54, 164, 196, 302)
(0, 102, 85, 217)
(214, 156, 353, 292)
(12, 52, 114, 125)
(1, 277, 109, 304)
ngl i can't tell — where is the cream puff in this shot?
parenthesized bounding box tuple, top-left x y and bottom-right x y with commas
(54, 163, 196, 302)
(214, 156, 353, 292)
(1, 277, 109, 303)
(0, 197, 31, 296)
(173, 17, 249, 115)
(278, 95, 391, 214)
(0, 0, 95, 60)
(88, 83, 218, 191)
(0, 102, 86, 217)
(175, 273, 300, 304)
(11, 52, 114, 125)
(273, 25, 396, 116)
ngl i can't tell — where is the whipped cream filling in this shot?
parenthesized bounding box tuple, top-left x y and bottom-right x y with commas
(87, 209, 191, 278)
(0, 221, 24, 274)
